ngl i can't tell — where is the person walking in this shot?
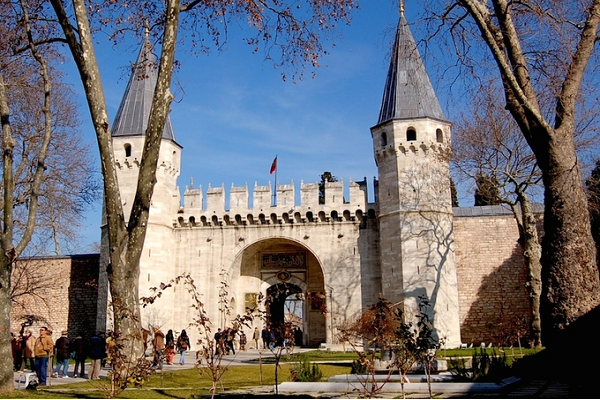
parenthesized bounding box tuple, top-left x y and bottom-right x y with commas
(53, 331, 70, 378)
(34, 327, 54, 386)
(152, 327, 165, 369)
(176, 329, 190, 365)
(239, 331, 247, 351)
(252, 327, 260, 350)
(165, 329, 175, 365)
(71, 333, 87, 378)
(88, 331, 105, 380)
(261, 327, 269, 350)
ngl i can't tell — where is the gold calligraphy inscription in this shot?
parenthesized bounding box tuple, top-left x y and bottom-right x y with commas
(262, 252, 306, 269)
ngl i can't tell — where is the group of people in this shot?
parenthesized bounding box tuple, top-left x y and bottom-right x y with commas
(10, 328, 104, 386)
(260, 325, 303, 351)
(210, 325, 303, 355)
(149, 327, 190, 369)
(213, 327, 245, 355)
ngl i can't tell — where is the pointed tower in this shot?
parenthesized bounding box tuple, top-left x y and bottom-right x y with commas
(98, 35, 182, 331)
(111, 35, 182, 224)
(371, 6, 461, 347)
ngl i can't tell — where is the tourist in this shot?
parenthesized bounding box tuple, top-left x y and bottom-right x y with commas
(71, 332, 87, 378)
(225, 327, 235, 355)
(88, 331, 104, 380)
(176, 329, 190, 365)
(21, 329, 35, 372)
(214, 328, 223, 355)
(252, 327, 260, 349)
(11, 332, 22, 371)
(53, 331, 70, 378)
(239, 331, 247, 351)
(261, 327, 269, 350)
(165, 329, 175, 365)
(34, 327, 54, 386)
(152, 327, 165, 369)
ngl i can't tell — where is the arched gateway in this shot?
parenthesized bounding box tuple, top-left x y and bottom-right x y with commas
(231, 238, 327, 347)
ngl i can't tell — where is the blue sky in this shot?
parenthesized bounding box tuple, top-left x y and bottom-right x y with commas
(66, 1, 465, 252)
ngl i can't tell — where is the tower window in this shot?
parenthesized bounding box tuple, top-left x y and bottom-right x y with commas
(124, 143, 132, 157)
(380, 132, 387, 147)
(436, 129, 444, 143)
(407, 128, 417, 141)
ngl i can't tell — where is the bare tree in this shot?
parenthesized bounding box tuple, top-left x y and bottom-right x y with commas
(424, 0, 600, 347)
(453, 82, 544, 347)
(0, 0, 98, 390)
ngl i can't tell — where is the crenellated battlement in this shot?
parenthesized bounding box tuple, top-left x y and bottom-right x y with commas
(176, 177, 376, 228)
(115, 156, 180, 177)
(374, 140, 449, 164)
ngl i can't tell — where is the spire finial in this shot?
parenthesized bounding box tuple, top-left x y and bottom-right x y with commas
(144, 20, 149, 39)
(399, 0, 405, 16)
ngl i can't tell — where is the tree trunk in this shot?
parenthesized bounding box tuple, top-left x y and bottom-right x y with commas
(0, 255, 13, 393)
(513, 192, 543, 348)
(538, 134, 600, 347)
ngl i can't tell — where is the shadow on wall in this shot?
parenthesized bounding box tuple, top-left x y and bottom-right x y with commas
(460, 243, 532, 346)
(67, 254, 101, 338)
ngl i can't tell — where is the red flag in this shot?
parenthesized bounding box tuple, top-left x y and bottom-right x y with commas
(270, 156, 277, 174)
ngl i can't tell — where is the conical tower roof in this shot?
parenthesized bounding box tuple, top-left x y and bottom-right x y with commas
(377, 13, 445, 125)
(112, 36, 176, 141)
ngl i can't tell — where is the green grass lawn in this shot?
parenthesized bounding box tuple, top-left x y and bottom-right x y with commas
(4, 363, 351, 399)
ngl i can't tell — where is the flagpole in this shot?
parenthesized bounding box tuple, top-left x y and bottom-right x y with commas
(273, 156, 278, 206)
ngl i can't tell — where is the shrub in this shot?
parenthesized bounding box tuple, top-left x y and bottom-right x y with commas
(350, 357, 368, 374)
(289, 355, 323, 382)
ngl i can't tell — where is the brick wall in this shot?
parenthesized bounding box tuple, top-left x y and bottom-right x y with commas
(453, 206, 541, 346)
(10, 254, 100, 342)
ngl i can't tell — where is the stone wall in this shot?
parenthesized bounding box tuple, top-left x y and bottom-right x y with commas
(10, 254, 101, 343)
(453, 206, 541, 346)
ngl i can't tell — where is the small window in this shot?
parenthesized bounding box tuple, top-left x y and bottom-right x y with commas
(124, 143, 132, 157)
(380, 132, 387, 147)
(407, 128, 417, 141)
(436, 129, 444, 143)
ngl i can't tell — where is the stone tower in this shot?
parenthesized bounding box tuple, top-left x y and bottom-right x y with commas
(99, 35, 182, 329)
(370, 9, 461, 347)
(111, 36, 182, 225)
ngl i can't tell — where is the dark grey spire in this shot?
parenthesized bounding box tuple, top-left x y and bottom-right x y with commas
(112, 36, 176, 141)
(377, 14, 445, 125)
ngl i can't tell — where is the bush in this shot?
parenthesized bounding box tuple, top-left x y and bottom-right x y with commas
(448, 347, 511, 382)
(289, 355, 323, 382)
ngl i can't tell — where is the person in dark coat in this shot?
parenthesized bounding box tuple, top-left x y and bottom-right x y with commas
(88, 331, 105, 380)
(70, 333, 87, 378)
(11, 332, 23, 371)
(53, 331, 70, 378)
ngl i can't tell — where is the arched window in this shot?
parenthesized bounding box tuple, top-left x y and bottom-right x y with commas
(436, 129, 444, 143)
(406, 128, 417, 141)
(380, 132, 387, 147)
(124, 143, 132, 157)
